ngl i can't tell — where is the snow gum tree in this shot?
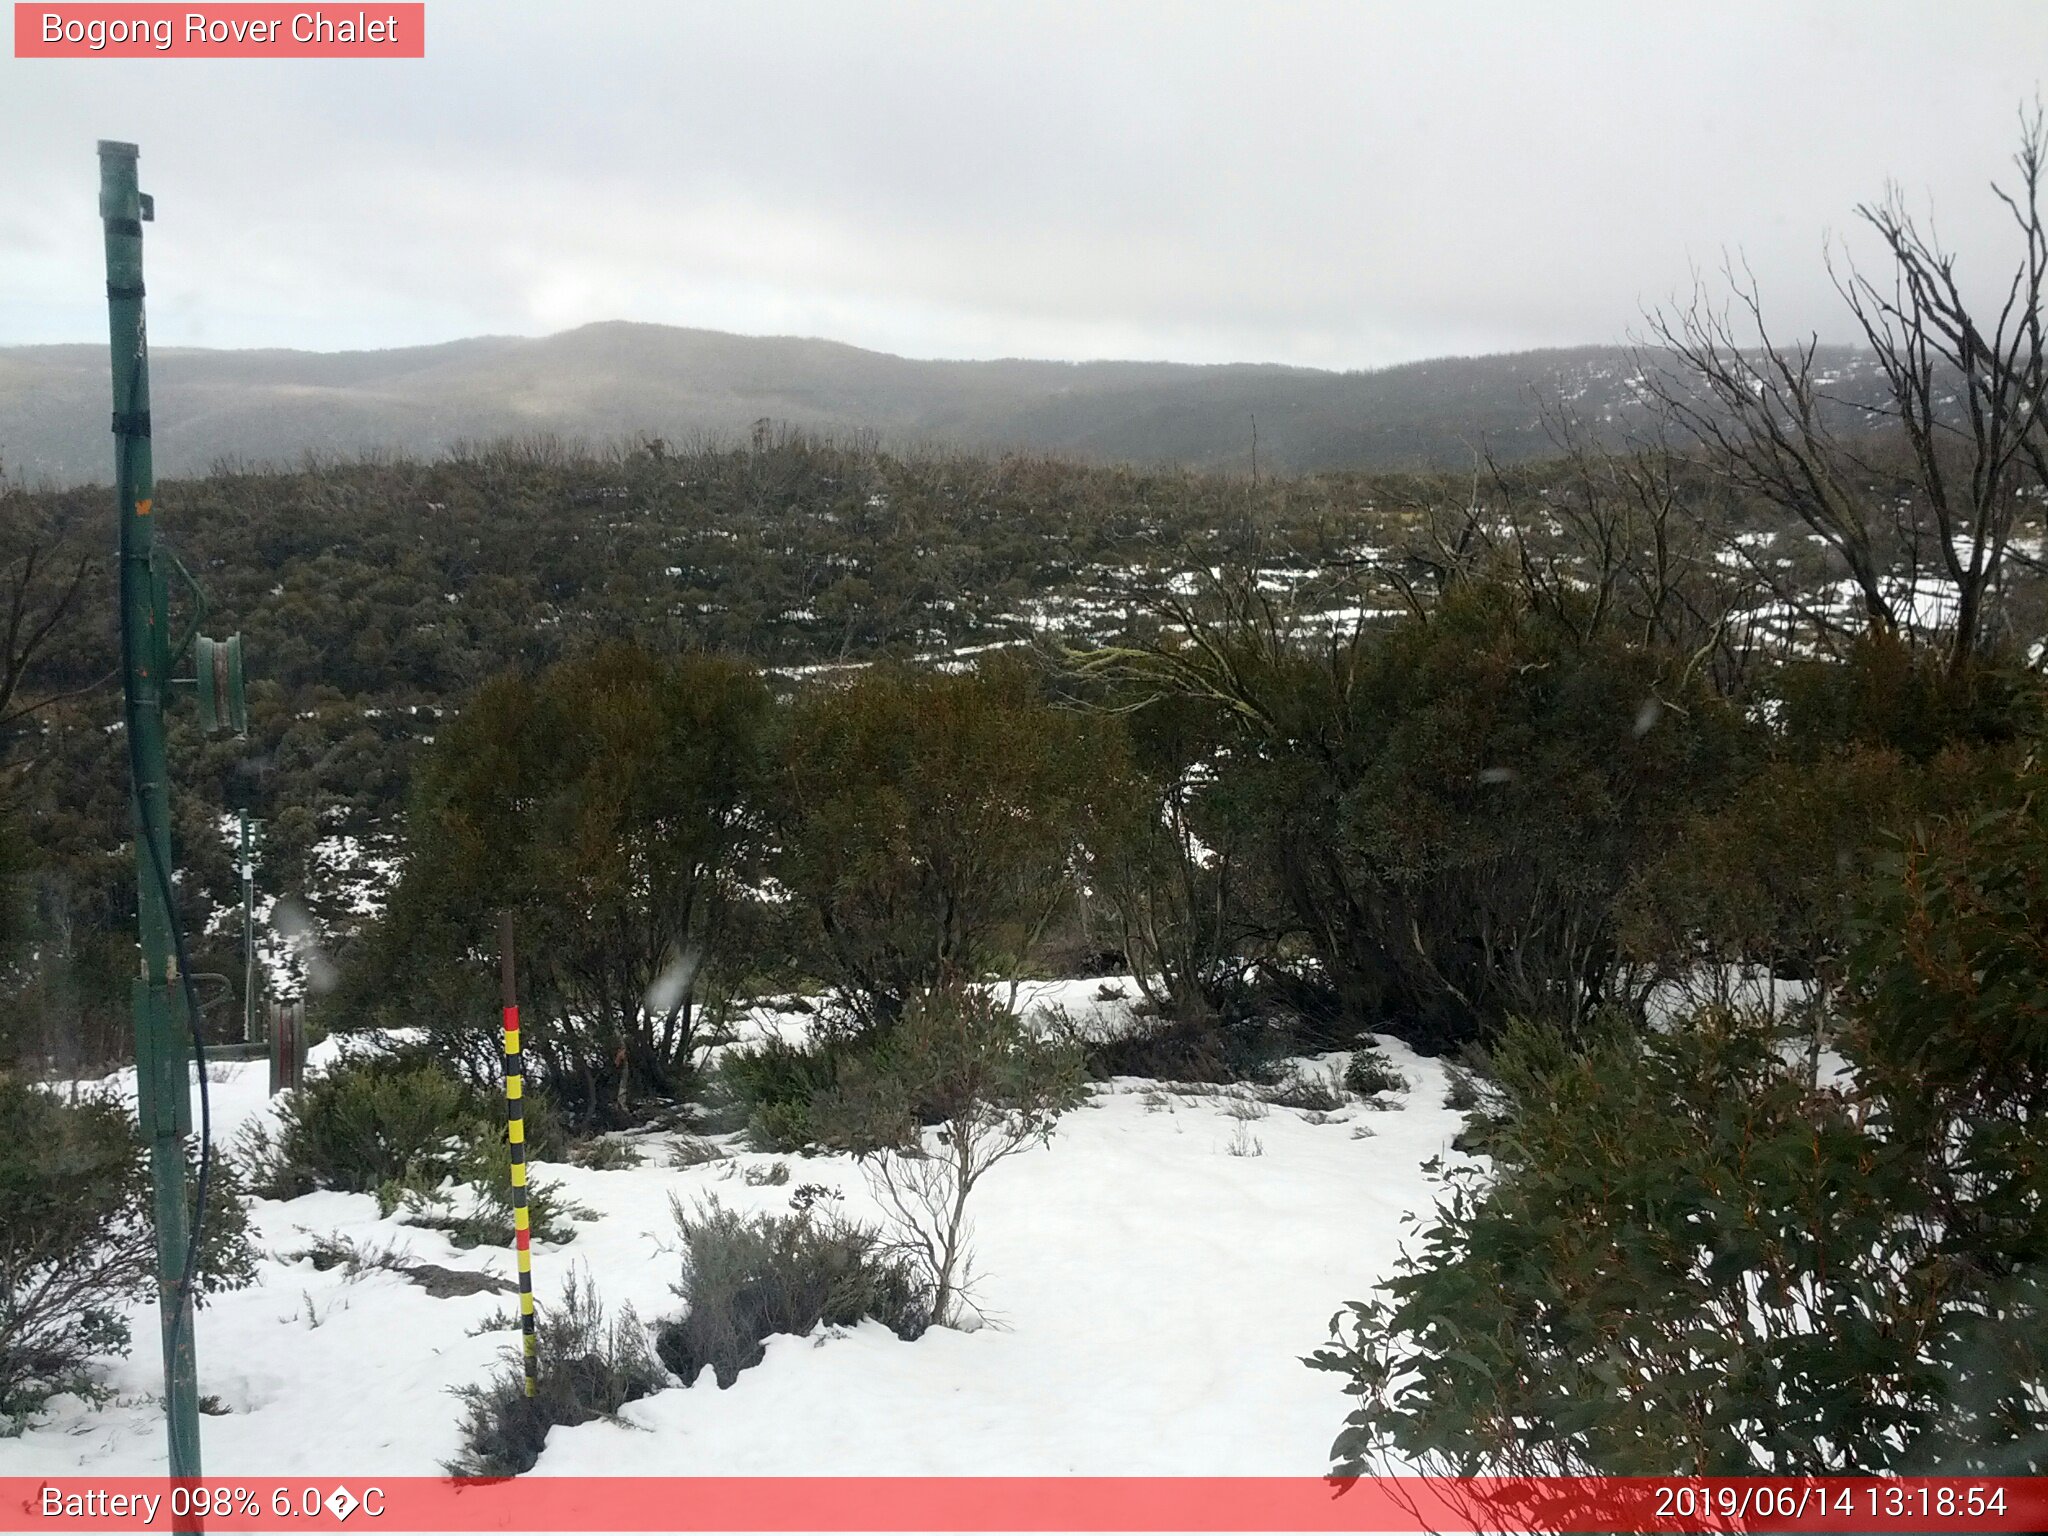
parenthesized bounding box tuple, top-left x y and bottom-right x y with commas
(348, 643, 774, 1127)
(775, 657, 1124, 1030)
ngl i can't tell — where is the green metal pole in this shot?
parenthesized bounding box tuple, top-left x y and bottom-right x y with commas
(100, 138, 203, 1495)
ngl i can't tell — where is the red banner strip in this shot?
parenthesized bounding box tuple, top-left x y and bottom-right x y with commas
(3, 1477, 2044, 1533)
(13, 5, 424, 58)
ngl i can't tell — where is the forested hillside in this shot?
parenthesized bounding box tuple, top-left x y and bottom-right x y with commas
(3, 409, 2041, 1076)
(0, 325, 1898, 484)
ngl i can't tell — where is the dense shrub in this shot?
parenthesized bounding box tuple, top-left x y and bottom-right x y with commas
(714, 1034, 849, 1152)
(776, 659, 1124, 1028)
(1311, 753, 2048, 1476)
(1, 1082, 255, 1430)
(449, 1268, 664, 1477)
(350, 644, 774, 1129)
(653, 1197, 930, 1388)
(1774, 633, 2035, 764)
(1312, 1007, 2048, 1474)
(1097, 579, 1747, 1053)
(1621, 643, 2029, 989)
(1620, 748, 1919, 987)
(245, 1045, 484, 1198)
(1341, 1045, 1408, 1100)
(1847, 749, 2048, 1114)
(1084, 691, 1259, 1029)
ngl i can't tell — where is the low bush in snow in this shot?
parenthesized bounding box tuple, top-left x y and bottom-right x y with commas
(1, 1081, 254, 1432)
(714, 1033, 847, 1152)
(565, 1135, 644, 1170)
(1077, 1011, 1280, 1085)
(376, 1129, 588, 1249)
(667, 1134, 728, 1169)
(811, 987, 1087, 1324)
(1439, 1063, 1483, 1113)
(1341, 1045, 1408, 1100)
(449, 1267, 663, 1477)
(653, 1196, 930, 1388)
(1260, 1064, 1347, 1112)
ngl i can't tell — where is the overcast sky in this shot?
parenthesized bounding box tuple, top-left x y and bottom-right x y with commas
(2, 1, 2042, 369)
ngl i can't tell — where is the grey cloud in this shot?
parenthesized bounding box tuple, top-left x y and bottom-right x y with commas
(2, 0, 2042, 366)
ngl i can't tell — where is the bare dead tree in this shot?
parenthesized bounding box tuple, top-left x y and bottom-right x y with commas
(1393, 402, 1773, 694)
(1645, 103, 2048, 674)
(1828, 101, 2048, 671)
(1642, 260, 1899, 641)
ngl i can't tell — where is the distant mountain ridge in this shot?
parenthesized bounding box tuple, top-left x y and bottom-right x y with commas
(0, 320, 1887, 485)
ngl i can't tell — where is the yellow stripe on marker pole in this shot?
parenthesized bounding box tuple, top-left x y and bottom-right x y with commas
(499, 912, 538, 1400)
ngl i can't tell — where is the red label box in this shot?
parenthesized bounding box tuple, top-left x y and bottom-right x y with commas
(13, 3, 424, 57)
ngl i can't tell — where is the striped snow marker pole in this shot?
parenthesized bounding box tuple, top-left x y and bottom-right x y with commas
(499, 912, 538, 1399)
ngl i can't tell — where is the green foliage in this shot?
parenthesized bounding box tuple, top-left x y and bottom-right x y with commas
(1621, 747, 1923, 983)
(1311, 1007, 2048, 1475)
(776, 659, 1123, 1027)
(653, 1196, 930, 1389)
(247, 1045, 482, 1198)
(1341, 1045, 1407, 1099)
(449, 1267, 663, 1477)
(1623, 642, 2030, 985)
(356, 643, 773, 1127)
(0, 1081, 255, 1431)
(1848, 750, 2048, 1116)
(1110, 579, 1749, 1051)
(1775, 633, 2036, 764)
(376, 1129, 587, 1249)
(715, 1035, 849, 1153)
(1312, 750, 2048, 1477)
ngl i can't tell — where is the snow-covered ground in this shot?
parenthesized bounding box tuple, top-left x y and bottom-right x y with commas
(3, 979, 1472, 1479)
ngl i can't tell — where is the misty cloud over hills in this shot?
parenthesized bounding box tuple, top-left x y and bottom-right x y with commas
(0, 321, 1888, 485)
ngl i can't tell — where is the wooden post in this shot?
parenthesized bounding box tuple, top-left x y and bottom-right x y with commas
(268, 999, 304, 1096)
